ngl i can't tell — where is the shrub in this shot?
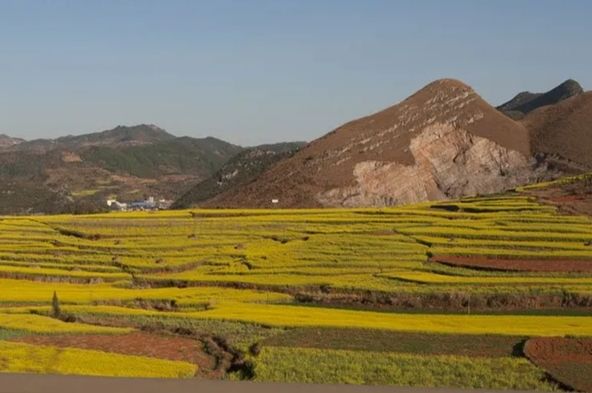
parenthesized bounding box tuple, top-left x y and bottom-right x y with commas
(51, 291, 61, 318)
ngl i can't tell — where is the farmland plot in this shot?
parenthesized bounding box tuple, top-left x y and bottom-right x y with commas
(0, 182, 591, 388)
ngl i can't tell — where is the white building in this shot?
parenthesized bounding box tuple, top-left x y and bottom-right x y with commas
(106, 199, 128, 211)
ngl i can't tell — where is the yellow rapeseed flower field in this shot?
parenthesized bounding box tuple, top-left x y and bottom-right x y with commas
(0, 341, 196, 378)
(1, 190, 592, 381)
(385, 271, 592, 285)
(0, 313, 131, 334)
(196, 303, 592, 337)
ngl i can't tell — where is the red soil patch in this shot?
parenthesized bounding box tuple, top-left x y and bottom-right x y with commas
(433, 255, 592, 273)
(542, 194, 592, 217)
(550, 195, 588, 203)
(524, 337, 592, 392)
(525, 176, 592, 217)
(14, 332, 217, 378)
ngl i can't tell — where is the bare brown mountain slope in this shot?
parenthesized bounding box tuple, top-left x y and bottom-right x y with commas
(206, 79, 539, 208)
(521, 92, 592, 169)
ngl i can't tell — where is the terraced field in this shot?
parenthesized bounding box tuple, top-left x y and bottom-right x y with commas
(1, 179, 591, 389)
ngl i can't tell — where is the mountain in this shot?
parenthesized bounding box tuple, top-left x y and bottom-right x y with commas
(4, 79, 588, 214)
(0, 134, 24, 149)
(173, 142, 305, 208)
(80, 136, 240, 179)
(12, 124, 176, 153)
(497, 79, 584, 120)
(205, 79, 541, 208)
(0, 125, 242, 214)
(521, 91, 592, 170)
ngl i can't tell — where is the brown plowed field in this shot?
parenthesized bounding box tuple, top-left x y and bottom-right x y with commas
(526, 175, 592, 217)
(263, 328, 524, 358)
(524, 337, 592, 392)
(14, 332, 217, 377)
(433, 255, 592, 273)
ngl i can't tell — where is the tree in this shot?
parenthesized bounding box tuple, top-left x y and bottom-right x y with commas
(52, 291, 61, 318)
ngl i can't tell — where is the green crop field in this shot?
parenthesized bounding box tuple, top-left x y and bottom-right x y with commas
(252, 347, 555, 390)
(0, 188, 591, 388)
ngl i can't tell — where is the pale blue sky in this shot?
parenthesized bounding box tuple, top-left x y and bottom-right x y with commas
(0, 0, 590, 145)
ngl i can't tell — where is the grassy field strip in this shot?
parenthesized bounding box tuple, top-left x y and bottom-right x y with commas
(498, 215, 592, 223)
(416, 236, 592, 251)
(516, 172, 592, 191)
(383, 271, 592, 285)
(0, 260, 123, 274)
(429, 247, 592, 259)
(261, 327, 525, 357)
(423, 261, 592, 278)
(0, 265, 130, 282)
(195, 303, 592, 336)
(145, 269, 424, 292)
(36, 303, 592, 337)
(0, 253, 119, 265)
(491, 224, 592, 233)
(146, 271, 356, 287)
(143, 269, 592, 293)
(0, 341, 196, 378)
(253, 347, 555, 390)
(0, 278, 291, 304)
(0, 313, 131, 334)
(227, 266, 422, 276)
(399, 227, 592, 242)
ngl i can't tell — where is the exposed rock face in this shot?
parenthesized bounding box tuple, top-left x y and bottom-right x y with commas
(208, 79, 537, 208)
(317, 123, 532, 207)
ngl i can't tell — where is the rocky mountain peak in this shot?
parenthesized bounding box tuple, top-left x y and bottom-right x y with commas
(205, 79, 535, 208)
(498, 79, 584, 119)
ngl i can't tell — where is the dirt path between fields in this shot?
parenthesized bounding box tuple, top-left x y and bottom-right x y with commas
(0, 374, 541, 393)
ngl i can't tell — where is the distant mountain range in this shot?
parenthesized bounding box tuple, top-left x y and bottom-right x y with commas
(1, 78, 589, 213)
(0, 125, 247, 214)
(4, 124, 177, 153)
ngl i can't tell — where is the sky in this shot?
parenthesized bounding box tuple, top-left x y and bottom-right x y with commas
(0, 0, 590, 146)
